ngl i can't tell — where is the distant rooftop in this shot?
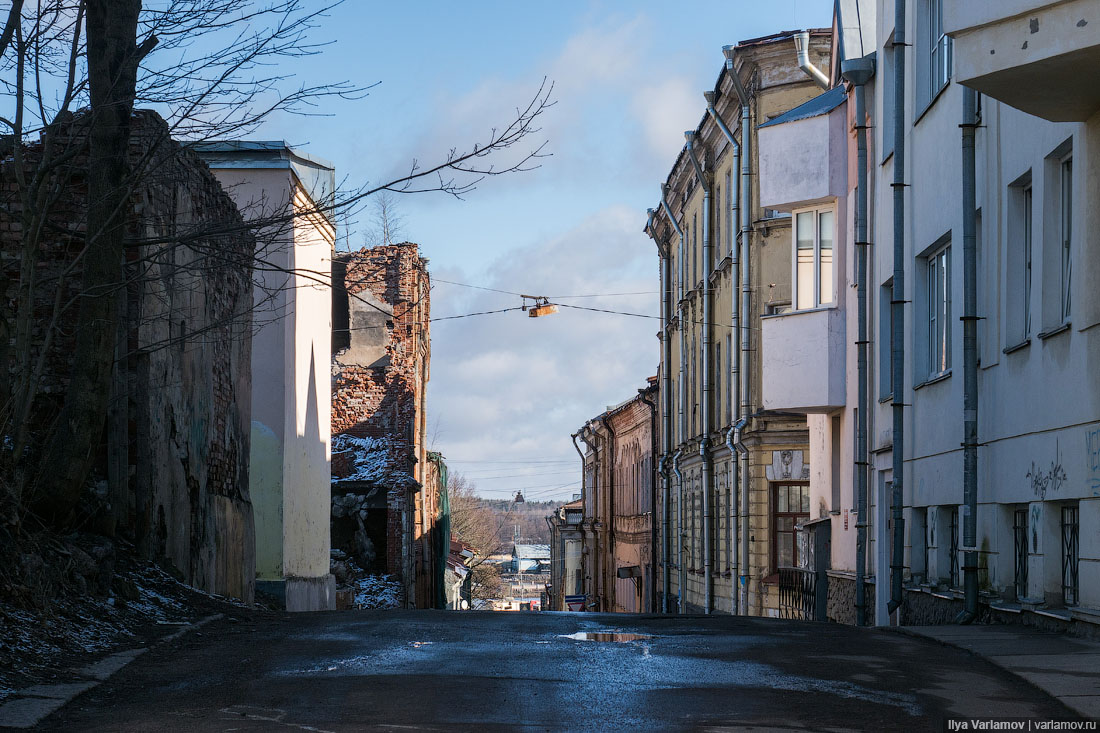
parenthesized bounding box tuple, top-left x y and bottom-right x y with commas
(513, 544, 550, 560)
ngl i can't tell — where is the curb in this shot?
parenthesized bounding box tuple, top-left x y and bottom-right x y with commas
(0, 613, 224, 730)
(887, 626, 1096, 721)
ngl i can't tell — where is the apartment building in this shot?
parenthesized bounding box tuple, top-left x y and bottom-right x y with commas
(646, 30, 831, 617)
(751, 0, 1098, 629)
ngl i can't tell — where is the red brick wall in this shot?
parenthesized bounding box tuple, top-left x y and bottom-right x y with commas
(1, 111, 256, 600)
(331, 243, 432, 604)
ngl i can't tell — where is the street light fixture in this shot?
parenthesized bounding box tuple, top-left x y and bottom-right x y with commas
(522, 295, 558, 318)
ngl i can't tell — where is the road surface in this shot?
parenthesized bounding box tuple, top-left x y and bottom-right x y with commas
(38, 610, 1079, 731)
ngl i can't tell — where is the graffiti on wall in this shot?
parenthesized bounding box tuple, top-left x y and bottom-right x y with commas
(1086, 425, 1100, 493)
(1026, 439, 1067, 500)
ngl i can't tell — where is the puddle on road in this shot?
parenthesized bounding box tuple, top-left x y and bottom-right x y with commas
(560, 631, 653, 642)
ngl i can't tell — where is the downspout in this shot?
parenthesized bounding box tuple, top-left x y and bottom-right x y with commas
(706, 89, 742, 616)
(842, 57, 875, 626)
(794, 31, 830, 90)
(645, 208, 674, 614)
(671, 450, 685, 613)
(958, 87, 980, 624)
(661, 185, 688, 614)
(571, 430, 589, 605)
(724, 44, 753, 616)
(640, 387, 660, 613)
(579, 425, 602, 610)
(889, 0, 907, 616)
(685, 131, 713, 614)
(598, 414, 616, 611)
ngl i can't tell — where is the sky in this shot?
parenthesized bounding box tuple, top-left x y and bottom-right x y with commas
(256, 1, 834, 501)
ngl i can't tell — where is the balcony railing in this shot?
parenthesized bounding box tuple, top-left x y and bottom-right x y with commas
(778, 566, 816, 621)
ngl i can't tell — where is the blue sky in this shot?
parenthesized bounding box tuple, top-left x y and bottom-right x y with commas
(260, 1, 834, 500)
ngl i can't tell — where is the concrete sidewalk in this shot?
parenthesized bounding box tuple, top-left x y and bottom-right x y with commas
(902, 624, 1100, 720)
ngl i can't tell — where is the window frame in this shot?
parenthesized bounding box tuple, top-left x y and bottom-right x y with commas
(928, 0, 952, 102)
(772, 481, 811, 571)
(1059, 155, 1072, 323)
(924, 241, 952, 379)
(792, 204, 836, 311)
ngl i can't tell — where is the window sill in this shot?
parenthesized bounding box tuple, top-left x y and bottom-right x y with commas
(1038, 322, 1070, 340)
(913, 79, 951, 128)
(761, 573, 779, 586)
(878, 393, 893, 404)
(1002, 338, 1030, 355)
(913, 369, 951, 391)
(760, 304, 836, 320)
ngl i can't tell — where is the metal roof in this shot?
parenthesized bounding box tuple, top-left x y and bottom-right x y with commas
(759, 85, 847, 128)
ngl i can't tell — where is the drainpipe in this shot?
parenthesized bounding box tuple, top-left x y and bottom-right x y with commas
(671, 449, 685, 613)
(794, 31, 830, 90)
(842, 57, 875, 626)
(645, 208, 674, 614)
(640, 387, 660, 613)
(732, 416, 749, 614)
(706, 90, 742, 616)
(958, 86, 980, 624)
(598, 414, 616, 611)
(571, 431, 588, 605)
(889, 0, 907, 616)
(723, 44, 753, 616)
(578, 425, 603, 610)
(685, 131, 713, 614)
(661, 183, 688, 614)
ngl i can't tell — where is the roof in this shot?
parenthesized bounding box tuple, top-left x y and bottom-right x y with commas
(759, 85, 847, 128)
(191, 140, 336, 224)
(513, 544, 550, 560)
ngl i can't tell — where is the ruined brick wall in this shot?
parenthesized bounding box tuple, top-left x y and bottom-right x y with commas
(1, 111, 256, 601)
(331, 243, 431, 603)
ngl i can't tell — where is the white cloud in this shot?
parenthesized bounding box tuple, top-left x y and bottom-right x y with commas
(427, 205, 659, 499)
(632, 76, 702, 164)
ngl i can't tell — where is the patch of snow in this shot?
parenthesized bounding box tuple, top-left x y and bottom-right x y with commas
(331, 434, 416, 489)
(353, 575, 401, 610)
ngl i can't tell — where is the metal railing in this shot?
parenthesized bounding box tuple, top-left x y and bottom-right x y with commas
(778, 566, 816, 621)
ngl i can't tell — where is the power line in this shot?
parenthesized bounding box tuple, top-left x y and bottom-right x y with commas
(430, 306, 525, 322)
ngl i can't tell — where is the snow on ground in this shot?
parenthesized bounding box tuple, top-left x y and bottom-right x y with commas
(0, 552, 244, 702)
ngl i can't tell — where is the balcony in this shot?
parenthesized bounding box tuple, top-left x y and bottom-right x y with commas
(945, 0, 1100, 121)
(758, 86, 847, 212)
(761, 307, 845, 413)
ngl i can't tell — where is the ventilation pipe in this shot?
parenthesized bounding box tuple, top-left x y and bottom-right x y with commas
(645, 208, 674, 614)
(705, 89, 742, 615)
(888, 0, 907, 616)
(842, 56, 875, 626)
(957, 86, 980, 625)
(671, 449, 685, 613)
(794, 31, 830, 90)
(685, 131, 713, 614)
(724, 44, 753, 616)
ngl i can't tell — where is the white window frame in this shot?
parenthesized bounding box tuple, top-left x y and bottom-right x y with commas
(928, 0, 952, 102)
(792, 205, 836, 311)
(925, 241, 952, 377)
(1024, 185, 1034, 335)
(1059, 155, 1072, 323)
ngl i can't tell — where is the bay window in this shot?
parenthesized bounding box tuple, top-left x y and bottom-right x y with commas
(794, 207, 834, 310)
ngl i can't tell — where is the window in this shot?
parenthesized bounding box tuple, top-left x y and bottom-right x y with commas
(1013, 506, 1028, 600)
(830, 416, 841, 512)
(794, 207, 835, 310)
(881, 37, 895, 159)
(716, 182, 722, 262)
(1042, 139, 1072, 333)
(725, 333, 732, 424)
(928, 0, 951, 102)
(725, 171, 733, 257)
(879, 280, 894, 398)
(949, 506, 960, 587)
(925, 242, 951, 376)
(773, 482, 810, 569)
(1007, 174, 1033, 345)
(1062, 504, 1079, 606)
(1060, 157, 1072, 322)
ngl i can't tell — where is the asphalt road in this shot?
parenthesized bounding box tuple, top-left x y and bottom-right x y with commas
(40, 611, 1080, 732)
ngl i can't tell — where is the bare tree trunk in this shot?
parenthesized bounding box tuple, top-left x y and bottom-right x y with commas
(32, 0, 151, 522)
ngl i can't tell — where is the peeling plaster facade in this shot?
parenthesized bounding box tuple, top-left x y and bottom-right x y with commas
(196, 142, 336, 611)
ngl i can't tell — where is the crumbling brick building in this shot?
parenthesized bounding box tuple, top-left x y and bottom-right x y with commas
(1, 111, 256, 601)
(330, 243, 441, 608)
